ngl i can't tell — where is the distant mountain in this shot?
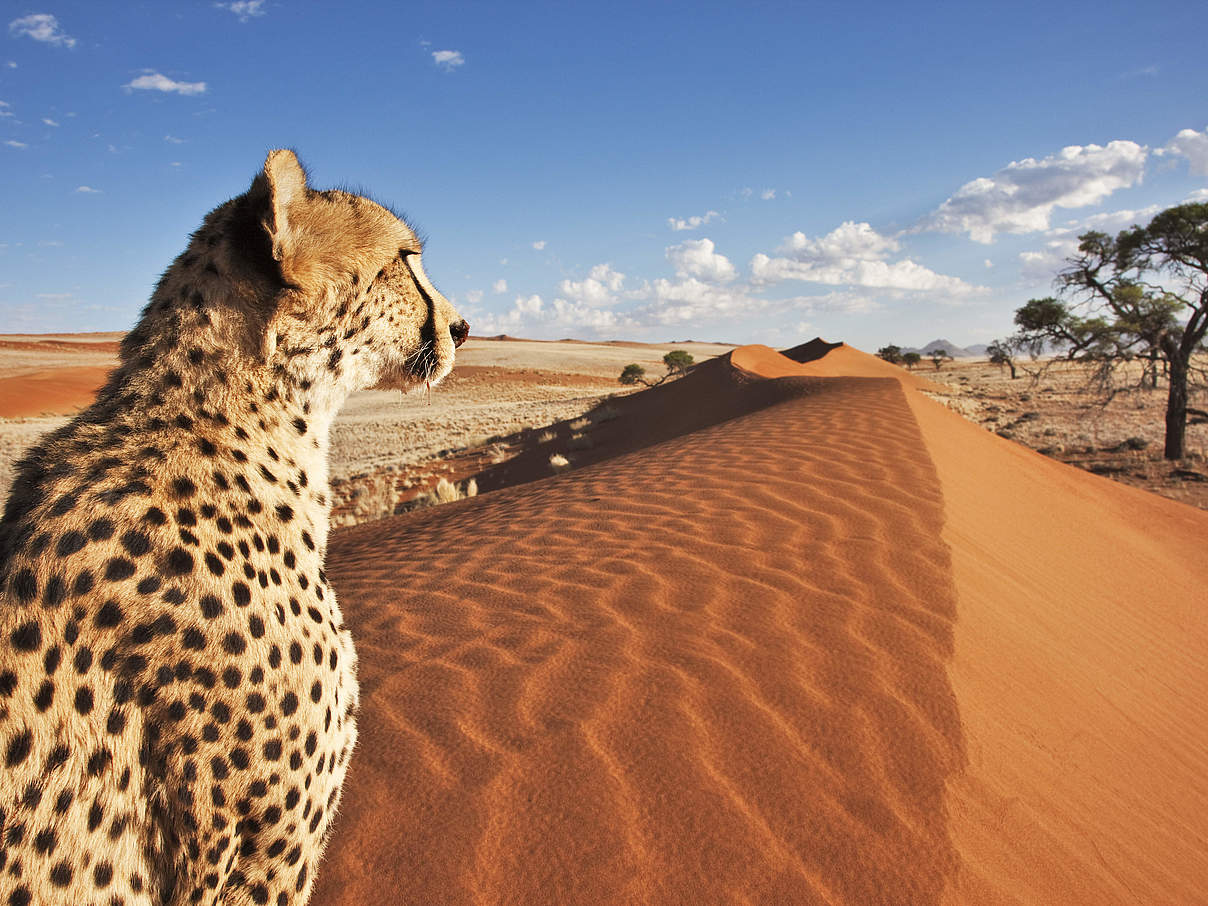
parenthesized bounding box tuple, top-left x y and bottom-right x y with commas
(903, 339, 987, 358)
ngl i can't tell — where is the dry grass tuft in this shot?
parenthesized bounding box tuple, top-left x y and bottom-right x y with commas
(414, 477, 478, 509)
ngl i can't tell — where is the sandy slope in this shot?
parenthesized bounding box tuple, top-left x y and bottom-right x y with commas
(0, 365, 115, 417)
(310, 342, 1208, 905)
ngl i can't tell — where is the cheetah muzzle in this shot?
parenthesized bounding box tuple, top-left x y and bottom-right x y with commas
(0, 150, 467, 906)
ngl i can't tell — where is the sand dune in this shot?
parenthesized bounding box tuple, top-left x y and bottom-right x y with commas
(311, 343, 1208, 904)
(0, 365, 114, 416)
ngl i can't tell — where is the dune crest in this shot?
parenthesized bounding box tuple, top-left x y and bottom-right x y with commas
(305, 341, 1207, 905)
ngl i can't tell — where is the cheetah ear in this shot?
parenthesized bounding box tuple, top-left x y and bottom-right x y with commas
(261, 149, 308, 267)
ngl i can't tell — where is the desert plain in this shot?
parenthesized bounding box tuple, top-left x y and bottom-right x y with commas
(1, 332, 1207, 904)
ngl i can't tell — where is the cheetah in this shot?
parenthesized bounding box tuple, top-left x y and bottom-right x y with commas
(0, 150, 467, 905)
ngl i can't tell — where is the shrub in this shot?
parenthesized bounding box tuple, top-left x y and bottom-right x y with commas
(414, 477, 478, 508)
(619, 364, 647, 386)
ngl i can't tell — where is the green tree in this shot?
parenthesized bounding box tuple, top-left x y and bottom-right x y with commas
(986, 340, 1017, 379)
(619, 349, 697, 387)
(902, 351, 922, 370)
(929, 348, 952, 371)
(1013, 202, 1208, 459)
(619, 363, 649, 386)
(876, 345, 903, 364)
(663, 349, 695, 375)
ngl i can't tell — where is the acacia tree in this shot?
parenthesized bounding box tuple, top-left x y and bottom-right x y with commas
(876, 345, 903, 364)
(618, 349, 696, 387)
(902, 351, 922, 370)
(929, 348, 952, 371)
(986, 340, 1017, 379)
(1015, 202, 1208, 459)
(663, 349, 695, 375)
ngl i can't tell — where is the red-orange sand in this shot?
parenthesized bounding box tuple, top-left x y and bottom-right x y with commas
(313, 343, 1208, 904)
(0, 365, 113, 417)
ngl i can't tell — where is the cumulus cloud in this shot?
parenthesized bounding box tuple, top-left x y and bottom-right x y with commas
(1186, 188, 1208, 202)
(667, 210, 720, 232)
(464, 289, 483, 304)
(1051, 204, 1160, 236)
(4, 140, 27, 149)
(531, 240, 546, 250)
(8, 14, 75, 48)
(491, 278, 507, 294)
(75, 185, 101, 193)
(124, 72, 207, 95)
(1018, 239, 1078, 282)
(1156, 126, 1208, 176)
(751, 221, 983, 295)
(645, 278, 764, 324)
(42, 117, 58, 126)
(557, 263, 626, 308)
(920, 141, 1148, 243)
(215, 0, 266, 21)
(475, 294, 549, 335)
(666, 238, 737, 283)
(432, 50, 464, 70)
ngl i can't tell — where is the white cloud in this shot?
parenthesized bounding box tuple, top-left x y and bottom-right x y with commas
(164, 134, 185, 144)
(8, 14, 76, 48)
(1052, 204, 1160, 236)
(215, 0, 266, 21)
(123, 72, 207, 96)
(984, 259, 994, 268)
(1186, 188, 1208, 202)
(920, 140, 1148, 243)
(4, 62, 16, 69)
(531, 240, 546, 250)
(42, 117, 58, 127)
(4, 140, 27, 149)
(779, 221, 899, 260)
(751, 221, 983, 295)
(491, 278, 507, 294)
(557, 263, 626, 307)
(1018, 239, 1077, 282)
(761, 188, 776, 201)
(0, 101, 13, 118)
(432, 50, 464, 71)
(667, 210, 720, 232)
(646, 277, 763, 324)
(464, 289, 483, 304)
(36, 292, 73, 300)
(515, 294, 542, 314)
(75, 185, 101, 193)
(1156, 127, 1208, 176)
(666, 238, 737, 283)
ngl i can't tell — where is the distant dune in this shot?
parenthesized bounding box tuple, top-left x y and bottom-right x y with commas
(0, 365, 113, 417)
(311, 342, 1208, 904)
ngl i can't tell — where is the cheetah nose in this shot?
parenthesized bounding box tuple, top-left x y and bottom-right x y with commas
(449, 319, 469, 348)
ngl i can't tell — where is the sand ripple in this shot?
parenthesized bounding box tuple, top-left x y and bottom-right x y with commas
(314, 376, 963, 905)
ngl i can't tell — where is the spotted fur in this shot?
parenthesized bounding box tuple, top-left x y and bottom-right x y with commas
(0, 150, 466, 905)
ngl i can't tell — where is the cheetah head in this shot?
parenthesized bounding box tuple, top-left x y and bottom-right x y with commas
(244, 150, 467, 397)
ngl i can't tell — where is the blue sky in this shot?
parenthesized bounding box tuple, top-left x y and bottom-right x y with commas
(2, 1, 1206, 350)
